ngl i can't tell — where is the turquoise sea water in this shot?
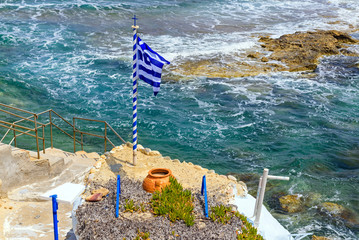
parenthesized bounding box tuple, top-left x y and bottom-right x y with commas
(1, 0, 359, 238)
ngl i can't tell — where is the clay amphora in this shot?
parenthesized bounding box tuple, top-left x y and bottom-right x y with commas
(142, 168, 173, 193)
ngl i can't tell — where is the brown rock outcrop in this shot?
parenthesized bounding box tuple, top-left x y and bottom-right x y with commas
(319, 202, 345, 215)
(319, 202, 359, 231)
(171, 58, 284, 78)
(259, 30, 358, 72)
(170, 30, 358, 79)
(312, 236, 332, 240)
(279, 194, 304, 213)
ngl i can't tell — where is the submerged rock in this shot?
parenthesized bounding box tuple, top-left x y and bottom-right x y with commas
(312, 236, 332, 240)
(303, 192, 322, 208)
(267, 191, 286, 211)
(279, 194, 304, 213)
(319, 202, 345, 215)
(259, 30, 358, 72)
(319, 202, 359, 231)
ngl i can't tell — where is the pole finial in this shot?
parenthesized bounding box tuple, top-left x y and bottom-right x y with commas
(132, 15, 138, 26)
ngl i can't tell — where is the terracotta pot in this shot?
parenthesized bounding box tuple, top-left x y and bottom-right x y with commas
(142, 168, 173, 193)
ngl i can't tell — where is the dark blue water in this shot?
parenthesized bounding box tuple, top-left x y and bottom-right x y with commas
(1, 0, 359, 238)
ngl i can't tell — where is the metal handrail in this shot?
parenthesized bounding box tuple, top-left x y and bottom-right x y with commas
(51, 110, 78, 129)
(73, 117, 106, 123)
(0, 102, 35, 115)
(105, 121, 126, 143)
(73, 117, 126, 153)
(0, 115, 37, 142)
(51, 123, 82, 145)
(0, 103, 126, 159)
(0, 123, 38, 138)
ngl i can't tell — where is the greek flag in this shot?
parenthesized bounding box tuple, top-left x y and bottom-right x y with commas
(134, 36, 170, 96)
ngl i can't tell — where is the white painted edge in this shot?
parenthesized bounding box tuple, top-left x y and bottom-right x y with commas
(40, 183, 85, 204)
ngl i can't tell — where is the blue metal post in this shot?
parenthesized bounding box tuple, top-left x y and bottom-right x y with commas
(51, 194, 59, 240)
(116, 175, 121, 218)
(201, 175, 209, 218)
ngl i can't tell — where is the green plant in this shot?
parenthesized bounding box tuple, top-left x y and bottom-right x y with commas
(140, 203, 146, 212)
(209, 205, 234, 224)
(134, 229, 150, 240)
(171, 230, 180, 237)
(209, 204, 263, 239)
(236, 214, 264, 240)
(124, 199, 140, 213)
(150, 177, 195, 226)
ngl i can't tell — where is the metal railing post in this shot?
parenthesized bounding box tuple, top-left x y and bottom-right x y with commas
(34, 114, 40, 159)
(253, 169, 290, 227)
(254, 168, 269, 227)
(13, 124, 17, 147)
(81, 133, 84, 151)
(104, 123, 107, 153)
(42, 125, 45, 153)
(73, 118, 76, 153)
(50, 111, 53, 149)
(251, 176, 263, 219)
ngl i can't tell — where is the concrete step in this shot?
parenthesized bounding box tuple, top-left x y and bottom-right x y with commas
(8, 160, 94, 202)
(48, 156, 65, 176)
(28, 150, 67, 177)
(1, 145, 99, 198)
(27, 148, 100, 177)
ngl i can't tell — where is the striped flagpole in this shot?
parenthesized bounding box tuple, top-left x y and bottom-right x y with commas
(132, 16, 139, 166)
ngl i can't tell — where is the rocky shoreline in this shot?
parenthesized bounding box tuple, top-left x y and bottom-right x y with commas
(169, 30, 358, 79)
(102, 143, 247, 205)
(75, 143, 265, 239)
(80, 143, 356, 239)
(259, 30, 358, 72)
(0, 143, 355, 239)
(229, 172, 359, 235)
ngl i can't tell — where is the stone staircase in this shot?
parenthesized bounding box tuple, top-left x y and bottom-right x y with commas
(0, 143, 100, 201)
(0, 143, 104, 240)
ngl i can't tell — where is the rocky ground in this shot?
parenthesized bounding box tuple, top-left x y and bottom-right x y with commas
(73, 143, 254, 239)
(76, 177, 243, 240)
(169, 30, 358, 79)
(106, 143, 247, 205)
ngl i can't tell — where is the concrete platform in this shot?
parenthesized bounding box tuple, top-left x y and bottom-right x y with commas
(0, 146, 101, 240)
(234, 194, 293, 240)
(2, 200, 73, 240)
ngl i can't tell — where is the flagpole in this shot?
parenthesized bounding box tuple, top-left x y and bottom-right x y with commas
(132, 15, 139, 166)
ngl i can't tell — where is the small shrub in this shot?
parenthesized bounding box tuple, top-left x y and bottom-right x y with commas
(209, 204, 264, 239)
(134, 229, 150, 240)
(140, 203, 146, 212)
(209, 205, 234, 224)
(124, 199, 140, 213)
(150, 177, 195, 226)
(236, 213, 264, 240)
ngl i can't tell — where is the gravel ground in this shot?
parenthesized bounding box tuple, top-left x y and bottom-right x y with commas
(76, 177, 243, 240)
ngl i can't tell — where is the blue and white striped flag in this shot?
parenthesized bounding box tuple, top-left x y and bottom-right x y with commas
(134, 36, 170, 96)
